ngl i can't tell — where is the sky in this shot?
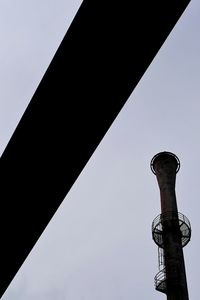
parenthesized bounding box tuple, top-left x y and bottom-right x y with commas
(0, 0, 199, 299)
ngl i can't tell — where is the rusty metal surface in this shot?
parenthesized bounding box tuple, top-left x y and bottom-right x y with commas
(152, 152, 190, 299)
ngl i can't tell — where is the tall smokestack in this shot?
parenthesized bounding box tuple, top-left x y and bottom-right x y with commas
(151, 152, 191, 300)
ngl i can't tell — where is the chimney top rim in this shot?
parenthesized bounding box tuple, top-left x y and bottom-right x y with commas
(150, 151, 180, 175)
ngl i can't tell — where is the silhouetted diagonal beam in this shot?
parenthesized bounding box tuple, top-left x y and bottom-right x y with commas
(0, 0, 190, 297)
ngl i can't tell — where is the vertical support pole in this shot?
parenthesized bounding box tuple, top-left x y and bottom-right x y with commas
(151, 152, 189, 300)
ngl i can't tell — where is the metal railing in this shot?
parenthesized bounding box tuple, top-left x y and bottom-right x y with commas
(158, 247, 164, 270)
(154, 268, 167, 293)
(152, 211, 191, 248)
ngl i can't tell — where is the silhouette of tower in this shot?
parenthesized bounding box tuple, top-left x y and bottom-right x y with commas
(151, 152, 191, 300)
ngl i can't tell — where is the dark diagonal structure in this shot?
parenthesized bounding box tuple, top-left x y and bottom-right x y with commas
(0, 0, 190, 297)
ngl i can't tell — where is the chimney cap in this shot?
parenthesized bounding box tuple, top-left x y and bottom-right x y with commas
(150, 151, 180, 175)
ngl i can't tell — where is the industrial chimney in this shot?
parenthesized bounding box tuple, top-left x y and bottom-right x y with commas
(151, 152, 191, 300)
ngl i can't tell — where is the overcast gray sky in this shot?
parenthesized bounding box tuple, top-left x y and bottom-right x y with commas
(0, 0, 199, 299)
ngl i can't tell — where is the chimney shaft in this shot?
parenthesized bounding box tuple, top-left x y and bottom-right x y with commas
(151, 152, 191, 300)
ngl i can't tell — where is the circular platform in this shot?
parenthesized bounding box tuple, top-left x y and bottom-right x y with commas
(152, 212, 191, 248)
